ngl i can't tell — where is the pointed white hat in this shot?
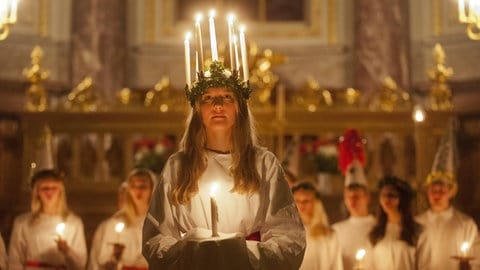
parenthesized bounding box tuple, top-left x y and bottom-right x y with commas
(345, 159, 368, 187)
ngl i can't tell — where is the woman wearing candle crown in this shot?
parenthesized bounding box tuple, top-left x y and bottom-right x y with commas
(8, 169, 87, 270)
(89, 168, 155, 270)
(142, 61, 306, 269)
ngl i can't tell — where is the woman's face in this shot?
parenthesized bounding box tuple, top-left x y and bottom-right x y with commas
(36, 179, 62, 209)
(293, 189, 316, 225)
(379, 185, 400, 217)
(199, 87, 237, 134)
(129, 176, 153, 207)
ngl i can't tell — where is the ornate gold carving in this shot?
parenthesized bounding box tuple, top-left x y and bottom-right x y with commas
(292, 77, 333, 112)
(64, 77, 99, 112)
(144, 77, 186, 112)
(248, 43, 285, 109)
(427, 43, 453, 111)
(369, 76, 411, 112)
(336, 87, 361, 107)
(23, 46, 49, 112)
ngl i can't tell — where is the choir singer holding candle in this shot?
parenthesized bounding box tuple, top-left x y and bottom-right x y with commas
(143, 12, 305, 269)
(89, 169, 155, 270)
(8, 169, 87, 270)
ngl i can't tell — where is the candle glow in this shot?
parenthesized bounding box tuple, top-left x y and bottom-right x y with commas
(115, 222, 125, 234)
(227, 13, 236, 71)
(194, 13, 204, 73)
(461, 241, 470, 257)
(210, 182, 219, 237)
(355, 248, 366, 260)
(56, 222, 66, 239)
(208, 9, 218, 61)
(239, 25, 249, 81)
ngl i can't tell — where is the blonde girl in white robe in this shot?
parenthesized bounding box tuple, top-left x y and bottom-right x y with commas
(8, 169, 87, 270)
(369, 176, 426, 270)
(292, 182, 343, 270)
(88, 169, 155, 270)
(142, 63, 306, 270)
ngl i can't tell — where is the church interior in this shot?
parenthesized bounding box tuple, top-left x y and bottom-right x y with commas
(0, 0, 480, 250)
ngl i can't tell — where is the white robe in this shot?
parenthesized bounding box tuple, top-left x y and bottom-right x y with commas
(142, 148, 306, 270)
(0, 234, 6, 270)
(332, 215, 375, 270)
(371, 222, 418, 270)
(8, 212, 87, 270)
(88, 213, 148, 270)
(416, 207, 479, 270)
(300, 229, 343, 270)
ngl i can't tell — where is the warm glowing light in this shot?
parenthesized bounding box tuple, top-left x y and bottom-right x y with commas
(461, 241, 470, 257)
(115, 222, 125, 233)
(355, 249, 366, 261)
(0, 0, 19, 40)
(56, 223, 66, 237)
(412, 105, 426, 122)
(194, 13, 203, 23)
(209, 182, 219, 197)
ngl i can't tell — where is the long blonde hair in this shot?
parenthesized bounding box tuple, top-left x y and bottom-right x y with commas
(172, 89, 261, 204)
(292, 182, 333, 238)
(121, 168, 155, 225)
(30, 169, 69, 224)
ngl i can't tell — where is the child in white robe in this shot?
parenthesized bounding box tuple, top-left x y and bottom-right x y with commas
(89, 169, 155, 270)
(292, 182, 343, 270)
(369, 176, 426, 270)
(8, 169, 87, 270)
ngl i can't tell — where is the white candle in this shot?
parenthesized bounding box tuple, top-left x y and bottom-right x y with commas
(115, 222, 125, 242)
(194, 13, 204, 72)
(239, 25, 249, 81)
(355, 249, 366, 270)
(461, 242, 470, 258)
(56, 222, 66, 240)
(233, 35, 240, 73)
(208, 9, 218, 61)
(209, 182, 219, 237)
(184, 32, 192, 88)
(9, 0, 18, 23)
(227, 13, 236, 71)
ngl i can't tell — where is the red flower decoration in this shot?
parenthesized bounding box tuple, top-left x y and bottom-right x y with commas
(338, 129, 366, 175)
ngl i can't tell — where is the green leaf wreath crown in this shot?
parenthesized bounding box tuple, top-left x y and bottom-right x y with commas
(185, 61, 251, 107)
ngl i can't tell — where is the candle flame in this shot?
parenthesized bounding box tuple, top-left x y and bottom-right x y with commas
(227, 13, 235, 24)
(209, 182, 219, 197)
(461, 242, 470, 253)
(56, 223, 65, 236)
(185, 32, 192, 40)
(209, 9, 216, 18)
(195, 13, 203, 23)
(239, 24, 246, 33)
(355, 249, 366, 260)
(115, 222, 125, 233)
(413, 105, 425, 122)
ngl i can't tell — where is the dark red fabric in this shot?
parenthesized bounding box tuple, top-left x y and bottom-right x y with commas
(246, 231, 261, 241)
(25, 261, 66, 269)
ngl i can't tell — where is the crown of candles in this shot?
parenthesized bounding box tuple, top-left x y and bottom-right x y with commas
(184, 10, 251, 107)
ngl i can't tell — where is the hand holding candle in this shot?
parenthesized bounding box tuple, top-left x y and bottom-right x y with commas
(209, 182, 219, 237)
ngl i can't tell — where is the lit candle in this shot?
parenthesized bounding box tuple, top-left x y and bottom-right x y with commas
(461, 241, 470, 258)
(9, 0, 18, 23)
(208, 9, 218, 61)
(184, 32, 192, 88)
(239, 25, 249, 81)
(355, 248, 366, 270)
(233, 34, 240, 72)
(458, 0, 466, 22)
(227, 13, 236, 71)
(115, 222, 125, 242)
(194, 13, 204, 73)
(56, 222, 66, 241)
(209, 182, 219, 237)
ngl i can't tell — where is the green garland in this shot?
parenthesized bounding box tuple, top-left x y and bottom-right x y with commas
(185, 61, 251, 107)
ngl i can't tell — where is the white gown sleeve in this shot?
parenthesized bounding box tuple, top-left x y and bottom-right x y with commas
(64, 216, 88, 270)
(248, 153, 306, 270)
(0, 234, 6, 270)
(88, 220, 107, 270)
(7, 216, 27, 270)
(142, 160, 183, 269)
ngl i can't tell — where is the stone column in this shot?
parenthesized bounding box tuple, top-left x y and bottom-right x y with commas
(353, 0, 411, 103)
(71, 0, 126, 104)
